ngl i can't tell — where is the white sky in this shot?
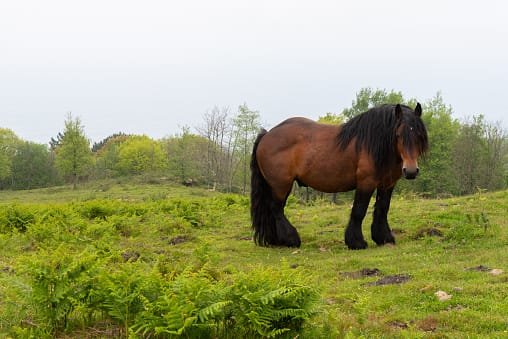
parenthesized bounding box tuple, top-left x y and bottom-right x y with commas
(1, 0, 507, 144)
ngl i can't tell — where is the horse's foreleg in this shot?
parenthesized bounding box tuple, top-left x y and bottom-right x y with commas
(371, 187, 396, 245)
(345, 190, 373, 249)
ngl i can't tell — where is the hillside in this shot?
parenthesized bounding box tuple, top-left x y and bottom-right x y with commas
(0, 182, 507, 337)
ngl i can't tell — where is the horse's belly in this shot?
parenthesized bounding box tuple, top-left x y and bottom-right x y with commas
(300, 163, 357, 193)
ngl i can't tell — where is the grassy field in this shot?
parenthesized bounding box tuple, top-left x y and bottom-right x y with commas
(0, 180, 507, 338)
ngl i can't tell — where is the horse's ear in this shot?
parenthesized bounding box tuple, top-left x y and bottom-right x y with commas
(395, 104, 403, 121)
(415, 103, 422, 117)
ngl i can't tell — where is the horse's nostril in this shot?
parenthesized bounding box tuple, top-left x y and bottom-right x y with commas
(402, 168, 407, 175)
(416, 167, 420, 174)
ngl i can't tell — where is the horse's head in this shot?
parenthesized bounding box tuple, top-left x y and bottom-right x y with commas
(395, 103, 428, 180)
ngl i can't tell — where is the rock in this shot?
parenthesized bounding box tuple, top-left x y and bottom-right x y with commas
(489, 269, 503, 276)
(435, 290, 452, 301)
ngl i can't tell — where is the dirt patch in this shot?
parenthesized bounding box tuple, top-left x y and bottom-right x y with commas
(169, 235, 191, 245)
(365, 274, 411, 286)
(121, 250, 140, 262)
(61, 321, 123, 338)
(466, 265, 490, 272)
(446, 304, 465, 311)
(1, 266, 15, 274)
(391, 228, 405, 235)
(413, 227, 444, 239)
(238, 236, 252, 241)
(416, 316, 438, 332)
(388, 320, 409, 329)
(341, 268, 381, 279)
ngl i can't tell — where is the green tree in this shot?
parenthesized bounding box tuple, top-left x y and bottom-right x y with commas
(94, 134, 130, 178)
(197, 106, 231, 190)
(409, 93, 460, 196)
(116, 135, 167, 176)
(317, 112, 343, 125)
(231, 104, 261, 194)
(54, 113, 93, 189)
(11, 141, 59, 189)
(164, 127, 208, 184)
(0, 128, 22, 184)
(453, 115, 507, 194)
(341, 88, 405, 120)
(482, 121, 507, 191)
(92, 132, 128, 153)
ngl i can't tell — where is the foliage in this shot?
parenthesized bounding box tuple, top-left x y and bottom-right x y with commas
(196, 106, 232, 190)
(340, 87, 406, 121)
(10, 141, 60, 189)
(19, 246, 98, 332)
(231, 103, 261, 194)
(164, 127, 209, 184)
(94, 262, 160, 336)
(399, 92, 461, 196)
(94, 133, 131, 178)
(317, 112, 343, 125)
(133, 263, 317, 338)
(0, 128, 22, 181)
(92, 132, 129, 153)
(453, 115, 507, 194)
(116, 135, 167, 176)
(0, 204, 36, 233)
(54, 113, 94, 189)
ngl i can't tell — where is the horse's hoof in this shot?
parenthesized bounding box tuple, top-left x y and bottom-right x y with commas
(373, 233, 395, 246)
(286, 237, 301, 248)
(346, 240, 368, 250)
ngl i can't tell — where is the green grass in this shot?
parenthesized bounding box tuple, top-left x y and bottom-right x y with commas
(0, 181, 507, 337)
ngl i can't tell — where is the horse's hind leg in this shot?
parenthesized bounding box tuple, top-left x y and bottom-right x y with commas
(270, 186, 301, 247)
(269, 199, 301, 247)
(371, 187, 396, 245)
(345, 189, 373, 249)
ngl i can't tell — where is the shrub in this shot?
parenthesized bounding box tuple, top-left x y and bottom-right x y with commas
(133, 262, 319, 338)
(92, 262, 161, 337)
(19, 246, 98, 333)
(78, 200, 116, 220)
(0, 204, 36, 233)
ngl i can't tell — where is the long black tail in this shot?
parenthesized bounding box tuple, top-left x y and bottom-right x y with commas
(250, 129, 278, 246)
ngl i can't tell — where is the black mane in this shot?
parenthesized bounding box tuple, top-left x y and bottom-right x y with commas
(337, 104, 428, 173)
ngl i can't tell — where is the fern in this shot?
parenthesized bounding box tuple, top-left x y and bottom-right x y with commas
(20, 245, 98, 333)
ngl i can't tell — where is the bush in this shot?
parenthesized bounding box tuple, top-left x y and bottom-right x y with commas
(0, 204, 36, 233)
(133, 262, 318, 338)
(78, 200, 116, 220)
(19, 246, 98, 333)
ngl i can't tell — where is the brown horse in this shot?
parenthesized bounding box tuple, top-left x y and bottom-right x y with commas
(250, 104, 428, 250)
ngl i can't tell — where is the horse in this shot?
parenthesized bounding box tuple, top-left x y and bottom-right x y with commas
(250, 103, 428, 250)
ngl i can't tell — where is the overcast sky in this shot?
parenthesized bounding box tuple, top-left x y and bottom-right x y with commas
(1, 0, 507, 144)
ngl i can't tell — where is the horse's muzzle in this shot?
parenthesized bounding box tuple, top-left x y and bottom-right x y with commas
(403, 167, 419, 180)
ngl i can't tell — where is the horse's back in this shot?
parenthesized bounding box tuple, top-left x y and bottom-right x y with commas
(259, 117, 336, 156)
(256, 117, 357, 193)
